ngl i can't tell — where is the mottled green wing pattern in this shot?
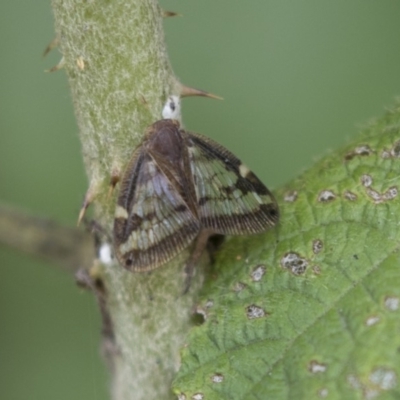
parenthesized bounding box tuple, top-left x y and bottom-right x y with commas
(185, 131, 279, 235)
(114, 151, 200, 272)
(173, 106, 400, 399)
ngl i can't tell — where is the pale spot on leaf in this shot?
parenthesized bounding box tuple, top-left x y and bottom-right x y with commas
(381, 149, 391, 159)
(308, 360, 327, 373)
(345, 144, 373, 160)
(344, 190, 358, 201)
(366, 188, 381, 202)
(384, 296, 399, 311)
(369, 367, 397, 390)
(365, 315, 380, 327)
(347, 374, 361, 389)
(281, 252, 308, 275)
(251, 265, 266, 281)
(318, 190, 336, 202)
(383, 186, 398, 201)
(391, 140, 400, 157)
(246, 304, 266, 319)
(318, 388, 329, 398)
(233, 282, 246, 292)
(312, 265, 321, 275)
(284, 190, 298, 202)
(361, 174, 373, 187)
(211, 373, 224, 383)
(312, 239, 323, 254)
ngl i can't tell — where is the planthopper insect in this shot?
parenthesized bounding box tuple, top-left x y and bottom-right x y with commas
(113, 100, 279, 290)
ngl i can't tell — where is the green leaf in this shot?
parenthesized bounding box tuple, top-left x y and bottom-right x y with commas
(173, 104, 400, 399)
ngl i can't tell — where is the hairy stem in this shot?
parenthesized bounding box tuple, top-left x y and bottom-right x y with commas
(51, 1, 201, 399)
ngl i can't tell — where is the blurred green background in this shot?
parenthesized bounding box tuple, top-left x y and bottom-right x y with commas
(1, 1, 400, 399)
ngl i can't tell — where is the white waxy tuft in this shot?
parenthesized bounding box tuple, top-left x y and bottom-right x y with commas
(162, 95, 181, 119)
(99, 243, 113, 265)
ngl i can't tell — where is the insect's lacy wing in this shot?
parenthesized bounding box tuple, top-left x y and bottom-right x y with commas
(113, 151, 200, 272)
(186, 132, 279, 235)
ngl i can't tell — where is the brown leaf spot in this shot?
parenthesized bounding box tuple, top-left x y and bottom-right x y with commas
(281, 252, 308, 275)
(391, 140, 400, 157)
(233, 282, 246, 292)
(382, 186, 398, 201)
(347, 374, 361, 390)
(251, 264, 266, 281)
(211, 373, 224, 383)
(246, 304, 266, 319)
(284, 190, 298, 202)
(312, 239, 323, 254)
(205, 299, 214, 309)
(344, 190, 358, 201)
(384, 296, 399, 311)
(312, 265, 321, 275)
(369, 367, 397, 390)
(308, 360, 327, 373)
(194, 306, 207, 322)
(381, 149, 391, 159)
(365, 315, 380, 327)
(366, 188, 382, 202)
(318, 190, 336, 202)
(318, 388, 329, 398)
(195, 299, 214, 321)
(344, 144, 373, 160)
(361, 174, 373, 187)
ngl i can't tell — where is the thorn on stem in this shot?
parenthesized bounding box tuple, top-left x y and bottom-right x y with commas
(77, 188, 96, 226)
(43, 37, 60, 57)
(45, 56, 65, 73)
(180, 84, 223, 100)
(163, 10, 182, 18)
(107, 171, 120, 200)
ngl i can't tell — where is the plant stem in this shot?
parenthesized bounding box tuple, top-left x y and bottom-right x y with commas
(51, 1, 201, 398)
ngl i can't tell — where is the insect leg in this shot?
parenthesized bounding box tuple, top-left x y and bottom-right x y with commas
(183, 229, 212, 294)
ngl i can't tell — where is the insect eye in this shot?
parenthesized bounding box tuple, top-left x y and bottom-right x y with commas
(125, 258, 133, 267)
(270, 208, 278, 217)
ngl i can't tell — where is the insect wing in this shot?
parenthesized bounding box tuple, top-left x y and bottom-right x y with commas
(185, 132, 279, 235)
(114, 150, 200, 271)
